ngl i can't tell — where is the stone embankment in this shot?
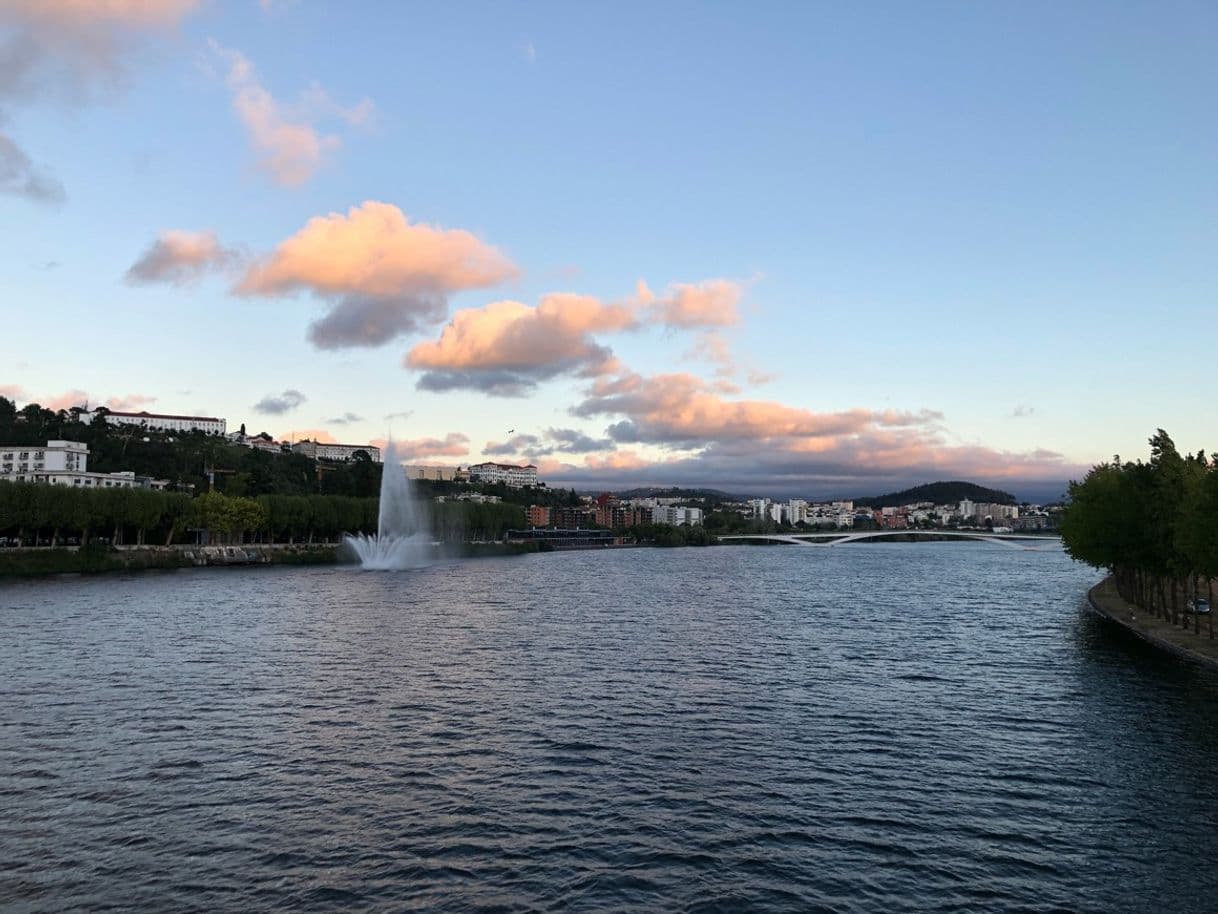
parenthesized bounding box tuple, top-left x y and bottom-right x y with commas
(0, 543, 341, 577)
(1087, 576, 1218, 669)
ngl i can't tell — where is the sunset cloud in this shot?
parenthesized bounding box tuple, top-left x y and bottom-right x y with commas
(406, 293, 635, 396)
(381, 432, 470, 461)
(125, 229, 239, 285)
(642, 278, 742, 329)
(573, 371, 943, 447)
(280, 428, 337, 444)
(236, 201, 518, 348)
(104, 392, 157, 411)
(208, 40, 374, 187)
(0, 0, 200, 202)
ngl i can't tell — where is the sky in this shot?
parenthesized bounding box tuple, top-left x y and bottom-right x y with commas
(1, 0, 1215, 501)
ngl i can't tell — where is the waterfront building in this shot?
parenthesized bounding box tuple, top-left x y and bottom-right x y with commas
(0, 440, 141, 489)
(82, 408, 226, 436)
(291, 440, 382, 462)
(469, 462, 539, 488)
(526, 505, 551, 527)
(552, 506, 596, 528)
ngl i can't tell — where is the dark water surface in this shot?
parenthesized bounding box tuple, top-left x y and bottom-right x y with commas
(3, 544, 1218, 912)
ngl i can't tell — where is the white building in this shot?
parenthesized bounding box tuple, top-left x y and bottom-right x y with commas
(405, 464, 467, 481)
(291, 440, 382, 462)
(651, 505, 703, 526)
(0, 440, 139, 489)
(788, 499, 808, 525)
(82, 409, 226, 435)
(469, 462, 538, 488)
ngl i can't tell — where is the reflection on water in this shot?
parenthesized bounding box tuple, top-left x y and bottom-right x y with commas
(2, 544, 1217, 912)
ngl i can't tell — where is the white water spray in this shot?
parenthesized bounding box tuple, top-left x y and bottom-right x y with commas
(344, 441, 432, 570)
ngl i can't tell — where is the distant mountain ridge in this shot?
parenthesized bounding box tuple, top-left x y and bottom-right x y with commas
(853, 480, 1018, 509)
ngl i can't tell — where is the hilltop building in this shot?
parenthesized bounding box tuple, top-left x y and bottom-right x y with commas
(469, 462, 538, 488)
(81, 408, 226, 436)
(291, 440, 381, 463)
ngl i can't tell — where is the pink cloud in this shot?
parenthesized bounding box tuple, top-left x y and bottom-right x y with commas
(574, 371, 943, 445)
(125, 229, 238, 285)
(208, 40, 374, 187)
(645, 278, 742, 329)
(375, 432, 470, 461)
(405, 292, 634, 396)
(104, 393, 157, 411)
(0, 383, 28, 400)
(0, 1, 200, 104)
(279, 428, 338, 444)
(236, 201, 518, 348)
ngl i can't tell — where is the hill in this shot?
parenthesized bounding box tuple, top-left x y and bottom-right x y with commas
(853, 480, 1017, 509)
(611, 486, 738, 503)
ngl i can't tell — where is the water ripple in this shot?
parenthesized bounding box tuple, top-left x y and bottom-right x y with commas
(2, 545, 1218, 912)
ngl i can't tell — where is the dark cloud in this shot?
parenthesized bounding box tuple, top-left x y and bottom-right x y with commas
(484, 434, 542, 456)
(308, 294, 447, 350)
(325, 412, 363, 425)
(0, 131, 64, 203)
(415, 369, 538, 399)
(253, 389, 307, 415)
(484, 427, 617, 459)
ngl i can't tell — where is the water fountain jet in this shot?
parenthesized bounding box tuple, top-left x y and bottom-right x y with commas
(344, 440, 432, 569)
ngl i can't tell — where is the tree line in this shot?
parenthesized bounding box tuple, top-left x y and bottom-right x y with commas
(1061, 429, 1218, 637)
(0, 483, 526, 547)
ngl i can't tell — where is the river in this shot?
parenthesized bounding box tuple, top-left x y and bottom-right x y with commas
(3, 543, 1217, 912)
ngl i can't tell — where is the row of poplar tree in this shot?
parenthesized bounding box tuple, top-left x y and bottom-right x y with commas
(1061, 430, 1218, 635)
(0, 484, 525, 547)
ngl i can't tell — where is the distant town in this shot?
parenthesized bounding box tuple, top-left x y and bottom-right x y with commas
(0, 400, 1061, 558)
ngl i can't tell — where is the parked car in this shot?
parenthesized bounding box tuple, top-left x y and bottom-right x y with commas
(1185, 598, 1211, 615)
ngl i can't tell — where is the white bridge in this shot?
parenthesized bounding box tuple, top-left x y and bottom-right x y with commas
(717, 531, 1062, 551)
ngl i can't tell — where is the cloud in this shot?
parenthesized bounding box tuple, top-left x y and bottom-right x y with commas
(1011, 404, 1035, 419)
(574, 371, 943, 447)
(405, 293, 636, 396)
(640, 278, 742, 329)
(0, 1, 200, 201)
(384, 410, 413, 421)
(236, 201, 518, 348)
(523, 40, 536, 64)
(384, 432, 470, 460)
(125, 229, 239, 285)
(280, 427, 337, 444)
(0, 131, 64, 202)
(0, 382, 27, 400)
(325, 411, 362, 425)
(684, 330, 735, 377)
(104, 393, 157, 411)
(539, 368, 1086, 498)
(0, 0, 201, 104)
(483, 426, 617, 460)
(208, 40, 374, 187)
(253, 389, 306, 415)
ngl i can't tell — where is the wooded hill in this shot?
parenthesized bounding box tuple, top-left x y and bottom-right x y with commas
(853, 480, 1018, 508)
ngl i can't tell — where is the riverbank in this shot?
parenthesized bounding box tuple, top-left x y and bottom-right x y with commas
(0, 540, 545, 578)
(1087, 576, 1218, 669)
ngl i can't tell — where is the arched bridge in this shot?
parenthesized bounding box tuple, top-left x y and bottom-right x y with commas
(716, 531, 1062, 551)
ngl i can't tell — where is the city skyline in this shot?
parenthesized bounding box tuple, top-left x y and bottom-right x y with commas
(2, 1, 1215, 500)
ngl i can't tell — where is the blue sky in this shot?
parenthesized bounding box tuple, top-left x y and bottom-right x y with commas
(2, 1, 1215, 499)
